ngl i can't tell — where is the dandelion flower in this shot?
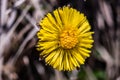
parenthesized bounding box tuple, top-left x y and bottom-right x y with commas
(36, 6, 94, 71)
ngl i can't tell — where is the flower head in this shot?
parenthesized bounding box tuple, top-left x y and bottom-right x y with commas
(37, 6, 94, 71)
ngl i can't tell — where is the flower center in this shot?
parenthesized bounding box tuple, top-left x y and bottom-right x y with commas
(59, 28, 78, 49)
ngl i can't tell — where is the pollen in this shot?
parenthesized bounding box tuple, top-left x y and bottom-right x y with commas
(59, 28, 78, 49)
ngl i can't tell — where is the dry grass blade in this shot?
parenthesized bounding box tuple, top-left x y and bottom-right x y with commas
(96, 46, 113, 65)
(11, 28, 38, 64)
(25, 14, 39, 30)
(7, 10, 17, 28)
(14, 0, 26, 7)
(99, 0, 113, 28)
(0, 4, 31, 56)
(1, 0, 8, 26)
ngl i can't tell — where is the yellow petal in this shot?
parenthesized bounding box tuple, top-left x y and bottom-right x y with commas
(79, 43, 93, 48)
(40, 18, 58, 33)
(81, 39, 94, 44)
(71, 49, 85, 64)
(57, 49, 64, 70)
(47, 13, 61, 31)
(53, 9, 62, 27)
(68, 53, 78, 67)
(41, 45, 58, 56)
(45, 51, 56, 64)
(79, 47, 91, 53)
(50, 50, 60, 66)
(39, 41, 58, 49)
(78, 32, 94, 37)
(78, 21, 91, 34)
(78, 48, 90, 57)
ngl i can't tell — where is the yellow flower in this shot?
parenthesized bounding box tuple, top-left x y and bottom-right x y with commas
(36, 6, 94, 71)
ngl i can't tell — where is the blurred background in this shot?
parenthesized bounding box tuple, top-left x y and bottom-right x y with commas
(0, 0, 120, 80)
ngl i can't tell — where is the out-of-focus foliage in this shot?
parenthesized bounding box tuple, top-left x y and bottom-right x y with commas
(0, 0, 120, 80)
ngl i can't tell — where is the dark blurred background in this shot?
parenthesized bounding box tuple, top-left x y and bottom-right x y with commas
(0, 0, 120, 80)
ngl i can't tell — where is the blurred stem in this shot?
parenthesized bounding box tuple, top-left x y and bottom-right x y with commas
(84, 66, 97, 80)
(55, 70, 66, 80)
